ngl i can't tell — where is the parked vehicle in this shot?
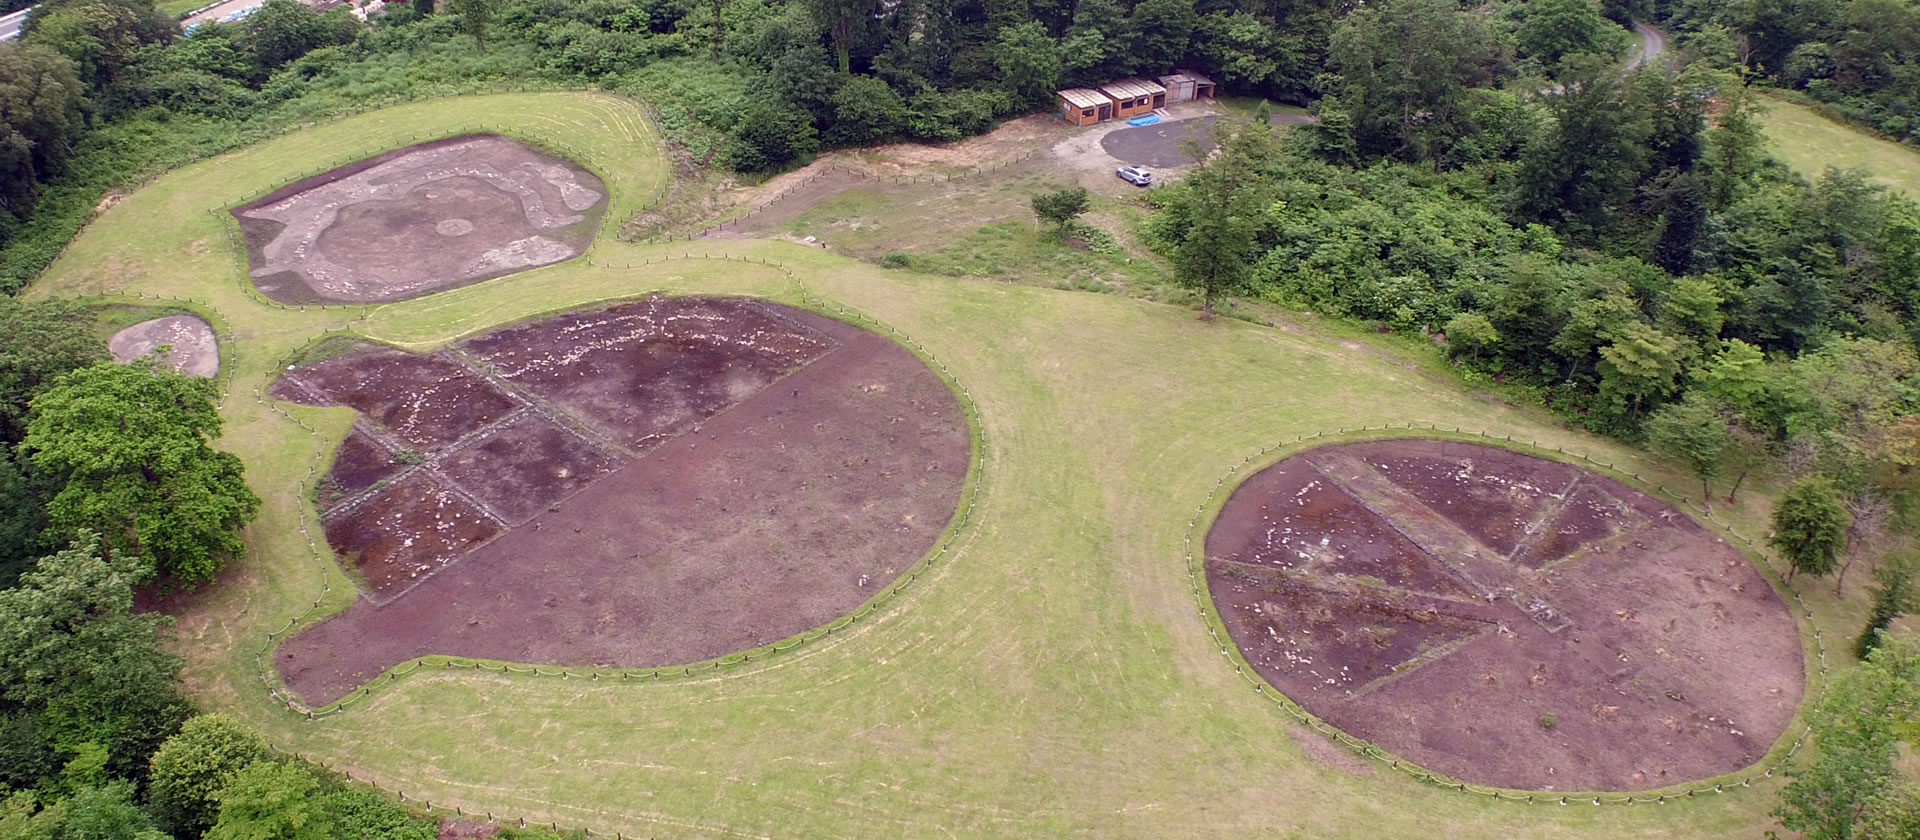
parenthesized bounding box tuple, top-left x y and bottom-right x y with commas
(1115, 166, 1152, 186)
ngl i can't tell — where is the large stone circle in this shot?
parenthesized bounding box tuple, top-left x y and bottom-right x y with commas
(272, 297, 970, 705)
(1204, 438, 1805, 791)
(234, 134, 606, 304)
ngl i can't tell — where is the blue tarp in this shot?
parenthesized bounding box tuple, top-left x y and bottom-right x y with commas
(1126, 115, 1161, 126)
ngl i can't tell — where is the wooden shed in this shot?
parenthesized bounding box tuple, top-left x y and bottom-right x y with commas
(1058, 88, 1112, 126)
(1099, 78, 1168, 119)
(1176, 69, 1216, 100)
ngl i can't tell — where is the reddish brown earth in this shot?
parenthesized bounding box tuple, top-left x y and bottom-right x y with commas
(1205, 439, 1805, 792)
(273, 297, 968, 704)
(234, 135, 606, 304)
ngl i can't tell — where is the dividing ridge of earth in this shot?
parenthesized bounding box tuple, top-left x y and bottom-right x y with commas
(1205, 439, 1804, 792)
(272, 295, 970, 704)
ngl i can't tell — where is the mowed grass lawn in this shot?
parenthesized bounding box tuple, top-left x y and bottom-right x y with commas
(1758, 94, 1920, 195)
(25, 92, 1847, 839)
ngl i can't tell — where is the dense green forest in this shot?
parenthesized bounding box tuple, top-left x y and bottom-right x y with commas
(4, 0, 1920, 832)
(1657, 0, 1920, 142)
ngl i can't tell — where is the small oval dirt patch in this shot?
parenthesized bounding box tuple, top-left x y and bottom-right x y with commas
(109, 314, 219, 378)
(1205, 439, 1804, 792)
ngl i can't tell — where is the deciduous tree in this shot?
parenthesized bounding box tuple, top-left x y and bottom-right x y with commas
(1776, 634, 1920, 840)
(0, 537, 190, 780)
(23, 360, 260, 586)
(1031, 186, 1089, 237)
(1644, 392, 1731, 506)
(147, 713, 274, 837)
(1772, 475, 1851, 583)
(207, 761, 334, 840)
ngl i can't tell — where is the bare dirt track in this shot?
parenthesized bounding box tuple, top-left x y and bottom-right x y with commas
(1204, 439, 1804, 792)
(272, 297, 969, 704)
(108, 314, 220, 378)
(234, 135, 606, 304)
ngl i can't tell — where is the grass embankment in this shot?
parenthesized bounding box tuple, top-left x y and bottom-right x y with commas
(26, 90, 1847, 840)
(1758, 94, 1920, 195)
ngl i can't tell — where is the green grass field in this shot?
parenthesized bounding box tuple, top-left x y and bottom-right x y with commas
(23, 91, 1853, 839)
(1758, 94, 1920, 196)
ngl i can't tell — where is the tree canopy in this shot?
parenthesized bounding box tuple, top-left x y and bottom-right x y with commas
(22, 361, 260, 587)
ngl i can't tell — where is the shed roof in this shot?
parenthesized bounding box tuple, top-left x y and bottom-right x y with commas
(1058, 88, 1109, 109)
(1174, 68, 1215, 86)
(1100, 78, 1167, 100)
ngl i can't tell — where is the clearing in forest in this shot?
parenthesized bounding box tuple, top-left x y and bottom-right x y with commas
(271, 296, 969, 704)
(1205, 438, 1804, 792)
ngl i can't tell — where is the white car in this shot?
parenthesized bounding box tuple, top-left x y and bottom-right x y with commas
(1116, 166, 1152, 187)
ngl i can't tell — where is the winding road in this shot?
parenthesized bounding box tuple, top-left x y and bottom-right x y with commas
(1629, 19, 1668, 70)
(0, 7, 30, 41)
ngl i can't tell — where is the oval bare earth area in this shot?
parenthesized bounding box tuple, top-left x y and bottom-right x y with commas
(272, 296, 969, 704)
(1204, 439, 1805, 792)
(234, 134, 607, 304)
(109, 314, 220, 378)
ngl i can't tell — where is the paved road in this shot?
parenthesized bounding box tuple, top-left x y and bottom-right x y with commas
(0, 7, 31, 41)
(1628, 19, 1668, 70)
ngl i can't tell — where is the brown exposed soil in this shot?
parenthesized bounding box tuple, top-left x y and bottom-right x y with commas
(273, 297, 969, 705)
(108, 314, 219, 378)
(1204, 439, 1805, 792)
(233, 135, 606, 304)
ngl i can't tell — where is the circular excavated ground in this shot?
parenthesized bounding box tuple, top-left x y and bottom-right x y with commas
(1204, 439, 1804, 792)
(272, 296, 970, 704)
(109, 314, 219, 378)
(233, 134, 607, 304)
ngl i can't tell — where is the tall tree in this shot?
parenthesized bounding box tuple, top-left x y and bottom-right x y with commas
(1775, 634, 1920, 840)
(23, 0, 173, 94)
(247, 0, 354, 66)
(0, 297, 108, 443)
(147, 713, 274, 838)
(207, 762, 334, 840)
(991, 21, 1059, 110)
(22, 360, 260, 586)
(805, 0, 875, 73)
(1856, 553, 1917, 659)
(1515, 57, 1654, 235)
(1515, 0, 1626, 71)
(1058, 0, 1131, 88)
(1170, 118, 1273, 319)
(1128, 0, 1195, 74)
(1595, 320, 1686, 418)
(0, 537, 190, 781)
(1325, 0, 1504, 162)
(0, 44, 88, 220)
(1644, 392, 1732, 506)
(1771, 475, 1851, 585)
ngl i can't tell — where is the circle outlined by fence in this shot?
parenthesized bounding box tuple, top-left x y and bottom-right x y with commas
(249, 251, 990, 723)
(1180, 425, 1829, 805)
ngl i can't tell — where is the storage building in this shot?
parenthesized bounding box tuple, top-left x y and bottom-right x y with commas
(1099, 78, 1168, 119)
(1057, 88, 1112, 126)
(1157, 70, 1217, 104)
